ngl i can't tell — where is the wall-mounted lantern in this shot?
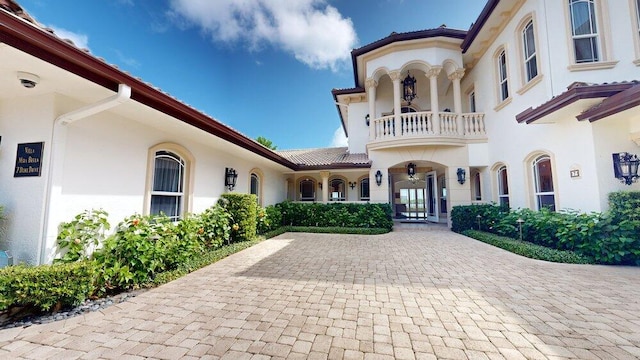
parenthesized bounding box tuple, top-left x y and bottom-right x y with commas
(365, 114, 370, 126)
(225, 167, 238, 191)
(613, 152, 640, 185)
(457, 168, 466, 185)
(349, 181, 356, 190)
(375, 170, 383, 186)
(403, 72, 417, 104)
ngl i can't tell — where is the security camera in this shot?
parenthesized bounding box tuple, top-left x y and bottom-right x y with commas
(17, 72, 40, 89)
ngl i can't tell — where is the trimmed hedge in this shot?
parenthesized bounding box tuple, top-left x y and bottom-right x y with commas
(462, 230, 591, 264)
(0, 261, 97, 311)
(276, 202, 393, 230)
(276, 226, 390, 235)
(451, 191, 640, 265)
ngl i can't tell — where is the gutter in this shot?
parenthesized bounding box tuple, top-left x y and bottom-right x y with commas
(38, 84, 131, 264)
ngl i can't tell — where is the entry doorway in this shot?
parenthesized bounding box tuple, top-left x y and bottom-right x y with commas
(426, 171, 439, 222)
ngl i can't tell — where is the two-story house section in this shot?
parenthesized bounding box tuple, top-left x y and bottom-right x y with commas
(331, 0, 640, 224)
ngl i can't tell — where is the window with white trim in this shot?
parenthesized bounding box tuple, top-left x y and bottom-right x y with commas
(469, 90, 476, 112)
(359, 178, 370, 201)
(150, 151, 185, 221)
(569, 0, 600, 63)
(473, 172, 482, 201)
(523, 20, 538, 82)
(497, 166, 509, 208)
(299, 179, 316, 201)
(636, 0, 640, 38)
(329, 178, 346, 201)
(497, 49, 509, 102)
(250, 172, 261, 204)
(533, 156, 556, 211)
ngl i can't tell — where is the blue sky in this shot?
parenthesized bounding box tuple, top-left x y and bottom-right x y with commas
(18, 0, 485, 150)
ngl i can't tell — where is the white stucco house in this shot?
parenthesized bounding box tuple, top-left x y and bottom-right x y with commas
(1, 0, 639, 265)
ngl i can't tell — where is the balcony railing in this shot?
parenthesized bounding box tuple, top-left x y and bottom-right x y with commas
(370, 111, 486, 144)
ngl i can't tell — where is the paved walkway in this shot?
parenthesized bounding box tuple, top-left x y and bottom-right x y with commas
(2, 229, 640, 359)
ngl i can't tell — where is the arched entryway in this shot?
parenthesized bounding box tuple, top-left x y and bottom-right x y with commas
(389, 161, 448, 223)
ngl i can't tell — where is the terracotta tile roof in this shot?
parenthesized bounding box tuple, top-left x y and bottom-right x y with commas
(515, 81, 639, 124)
(277, 147, 371, 170)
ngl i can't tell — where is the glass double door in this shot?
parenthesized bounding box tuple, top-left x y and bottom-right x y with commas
(396, 170, 439, 222)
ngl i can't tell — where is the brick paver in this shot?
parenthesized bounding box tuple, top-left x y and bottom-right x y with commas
(2, 227, 640, 359)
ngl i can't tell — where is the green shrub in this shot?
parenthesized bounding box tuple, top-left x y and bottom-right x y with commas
(257, 205, 282, 234)
(55, 209, 110, 263)
(0, 261, 97, 311)
(219, 194, 259, 242)
(276, 202, 393, 230)
(283, 226, 390, 235)
(187, 204, 231, 249)
(462, 230, 591, 264)
(93, 214, 180, 292)
(451, 203, 504, 233)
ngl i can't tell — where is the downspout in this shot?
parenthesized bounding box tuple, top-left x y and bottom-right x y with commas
(38, 84, 131, 264)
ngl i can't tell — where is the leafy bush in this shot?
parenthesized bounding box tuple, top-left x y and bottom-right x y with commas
(462, 230, 591, 264)
(0, 261, 97, 311)
(55, 209, 110, 263)
(283, 226, 390, 235)
(452, 191, 640, 265)
(257, 205, 282, 234)
(182, 204, 231, 249)
(93, 214, 181, 292)
(276, 202, 393, 230)
(219, 194, 259, 242)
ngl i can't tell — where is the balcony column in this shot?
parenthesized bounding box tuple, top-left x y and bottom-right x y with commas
(389, 71, 402, 128)
(320, 171, 330, 203)
(366, 78, 378, 140)
(448, 69, 465, 135)
(426, 66, 442, 134)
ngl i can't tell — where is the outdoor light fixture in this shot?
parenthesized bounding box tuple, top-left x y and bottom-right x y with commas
(457, 168, 466, 184)
(375, 170, 383, 186)
(403, 71, 417, 104)
(612, 152, 640, 185)
(365, 114, 370, 126)
(224, 167, 238, 191)
(349, 181, 356, 190)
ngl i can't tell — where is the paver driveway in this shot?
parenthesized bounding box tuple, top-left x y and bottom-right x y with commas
(2, 228, 640, 359)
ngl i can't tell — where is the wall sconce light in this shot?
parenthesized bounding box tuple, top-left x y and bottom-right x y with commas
(613, 152, 640, 185)
(349, 181, 356, 190)
(403, 71, 417, 104)
(457, 168, 466, 184)
(224, 167, 238, 191)
(365, 114, 370, 126)
(375, 170, 383, 186)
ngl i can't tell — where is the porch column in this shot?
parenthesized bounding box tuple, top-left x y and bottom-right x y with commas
(366, 78, 378, 140)
(426, 67, 442, 134)
(320, 171, 330, 203)
(389, 71, 402, 129)
(449, 69, 465, 135)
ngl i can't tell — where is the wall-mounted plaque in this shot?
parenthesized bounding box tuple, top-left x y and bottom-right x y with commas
(14, 142, 44, 177)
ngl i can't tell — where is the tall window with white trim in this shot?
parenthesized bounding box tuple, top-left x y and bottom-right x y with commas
(150, 151, 185, 221)
(533, 156, 556, 211)
(469, 90, 476, 112)
(523, 20, 538, 82)
(497, 166, 509, 208)
(497, 50, 509, 101)
(569, 0, 600, 63)
(250, 172, 261, 204)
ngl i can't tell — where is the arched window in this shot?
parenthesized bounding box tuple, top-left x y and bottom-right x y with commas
(496, 48, 510, 102)
(522, 19, 538, 82)
(497, 166, 510, 208)
(473, 172, 482, 201)
(533, 156, 555, 211)
(299, 179, 316, 201)
(359, 177, 370, 201)
(329, 178, 346, 201)
(151, 151, 185, 221)
(250, 172, 261, 205)
(569, 0, 600, 63)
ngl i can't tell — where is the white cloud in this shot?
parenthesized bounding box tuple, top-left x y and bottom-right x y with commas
(329, 126, 348, 147)
(49, 26, 89, 50)
(113, 49, 141, 68)
(168, 0, 358, 71)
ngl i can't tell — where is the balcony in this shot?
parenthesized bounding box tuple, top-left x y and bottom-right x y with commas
(368, 111, 487, 149)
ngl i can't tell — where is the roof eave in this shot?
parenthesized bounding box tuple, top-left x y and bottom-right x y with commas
(0, 9, 298, 170)
(461, 0, 500, 53)
(515, 83, 636, 124)
(296, 163, 372, 171)
(577, 85, 640, 122)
